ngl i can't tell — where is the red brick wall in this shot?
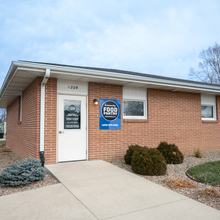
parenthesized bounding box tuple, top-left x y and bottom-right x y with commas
(88, 82, 123, 161)
(6, 77, 57, 164)
(88, 83, 220, 162)
(7, 77, 41, 159)
(7, 79, 220, 164)
(122, 89, 201, 155)
(44, 78, 57, 164)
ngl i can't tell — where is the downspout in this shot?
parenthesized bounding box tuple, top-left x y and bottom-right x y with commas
(40, 69, 50, 166)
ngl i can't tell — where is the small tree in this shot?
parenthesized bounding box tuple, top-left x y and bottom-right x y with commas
(189, 43, 220, 84)
(0, 109, 6, 123)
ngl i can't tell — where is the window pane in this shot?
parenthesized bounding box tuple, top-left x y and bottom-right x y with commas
(123, 101, 144, 116)
(64, 100, 81, 129)
(201, 106, 213, 118)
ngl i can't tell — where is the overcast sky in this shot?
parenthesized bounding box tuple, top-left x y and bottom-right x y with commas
(0, 0, 220, 87)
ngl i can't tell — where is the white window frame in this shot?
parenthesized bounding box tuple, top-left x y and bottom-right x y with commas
(201, 94, 216, 120)
(123, 86, 147, 119)
(19, 93, 22, 122)
(123, 99, 147, 119)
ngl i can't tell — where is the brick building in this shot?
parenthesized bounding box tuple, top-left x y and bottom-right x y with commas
(0, 61, 220, 165)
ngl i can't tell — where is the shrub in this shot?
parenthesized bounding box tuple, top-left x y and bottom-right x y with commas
(156, 141, 184, 164)
(0, 158, 45, 187)
(131, 148, 167, 176)
(124, 144, 143, 165)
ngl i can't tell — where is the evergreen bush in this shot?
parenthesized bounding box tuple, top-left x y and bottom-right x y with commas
(131, 148, 167, 176)
(124, 144, 143, 165)
(0, 158, 45, 187)
(156, 141, 184, 164)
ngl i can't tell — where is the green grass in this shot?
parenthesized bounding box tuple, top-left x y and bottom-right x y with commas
(188, 160, 220, 186)
(0, 140, 6, 144)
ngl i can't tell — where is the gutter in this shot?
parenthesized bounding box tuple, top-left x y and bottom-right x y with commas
(12, 61, 220, 94)
(40, 69, 50, 166)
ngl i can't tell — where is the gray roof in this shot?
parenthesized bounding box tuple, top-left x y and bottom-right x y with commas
(19, 60, 220, 88)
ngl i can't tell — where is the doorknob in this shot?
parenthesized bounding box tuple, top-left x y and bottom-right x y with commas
(59, 130, 64, 134)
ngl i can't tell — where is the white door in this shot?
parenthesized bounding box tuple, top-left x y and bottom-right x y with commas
(58, 95, 87, 162)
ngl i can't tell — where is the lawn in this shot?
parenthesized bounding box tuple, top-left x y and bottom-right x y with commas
(188, 160, 220, 186)
(0, 140, 6, 145)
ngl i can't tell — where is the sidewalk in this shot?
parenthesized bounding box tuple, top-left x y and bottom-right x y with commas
(0, 160, 220, 220)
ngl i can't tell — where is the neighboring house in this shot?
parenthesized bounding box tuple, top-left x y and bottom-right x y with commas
(0, 60, 219, 165)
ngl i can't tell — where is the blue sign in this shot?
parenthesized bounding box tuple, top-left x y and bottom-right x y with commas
(100, 99, 121, 130)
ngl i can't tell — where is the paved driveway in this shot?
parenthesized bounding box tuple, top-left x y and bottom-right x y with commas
(0, 160, 220, 219)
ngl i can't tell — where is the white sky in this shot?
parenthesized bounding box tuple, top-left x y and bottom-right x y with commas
(0, 0, 220, 87)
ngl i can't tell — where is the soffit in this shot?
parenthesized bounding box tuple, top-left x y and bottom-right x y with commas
(1, 61, 220, 108)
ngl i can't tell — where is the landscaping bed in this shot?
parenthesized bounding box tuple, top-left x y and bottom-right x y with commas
(0, 142, 59, 197)
(111, 151, 220, 211)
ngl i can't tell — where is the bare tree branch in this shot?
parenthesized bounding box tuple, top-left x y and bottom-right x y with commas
(0, 109, 7, 123)
(189, 43, 220, 84)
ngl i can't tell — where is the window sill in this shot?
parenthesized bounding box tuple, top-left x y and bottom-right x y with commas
(123, 119, 149, 123)
(17, 121, 22, 125)
(202, 120, 218, 124)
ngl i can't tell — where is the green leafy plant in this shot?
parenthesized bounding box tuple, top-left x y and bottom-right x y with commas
(131, 148, 167, 176)
(157, 141, 184, 164)
(0, 158, 45, 187)
(124, 144, 143, 165)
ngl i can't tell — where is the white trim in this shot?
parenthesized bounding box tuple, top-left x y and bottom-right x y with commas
(2, 61, 220, 109)
(123, 86, 147, 119)
(19, 93, 22, 121)
(201, 105, 216, 120)
(201, 94, 216, 120)
(10, 61, 220, 92)
(56, 93, 88, 162)
(123, 86, 146, 100)
(57, 79, 88, 95)
(123, 99, 147, 119)
(48, 68, 220, 93)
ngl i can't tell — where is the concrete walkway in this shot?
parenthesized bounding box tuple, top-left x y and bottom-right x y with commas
(0, 160, 220, 219)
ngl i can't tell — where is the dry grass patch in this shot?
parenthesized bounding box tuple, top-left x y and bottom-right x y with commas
(0, 149, 11, 153)
(163, 178, 197, 189)
(194, 148, 202, 158)
(197, 187, 220, 198)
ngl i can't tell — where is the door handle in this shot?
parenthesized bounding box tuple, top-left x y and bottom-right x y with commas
(59, 130, 64, 134)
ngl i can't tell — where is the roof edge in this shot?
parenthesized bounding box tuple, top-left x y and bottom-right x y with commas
(18, 60, 220, 88)
(0, 62, 16, 101)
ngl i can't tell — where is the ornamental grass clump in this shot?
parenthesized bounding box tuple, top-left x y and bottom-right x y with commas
(156, 141, 184, 164)
(194, 148, 203, 158)
(0, 158, 45, 187)
(163, 178, 196, 189)
(131, 148, 167, 176)
(124, 144, 143, 165)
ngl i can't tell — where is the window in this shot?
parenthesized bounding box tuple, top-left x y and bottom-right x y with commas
(123, 86, 147, 119)
(18, 94, 22, 122)
(123, 101, 144, 116)
(201, 106, 213, 118)
(201, 94, 216, 120)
